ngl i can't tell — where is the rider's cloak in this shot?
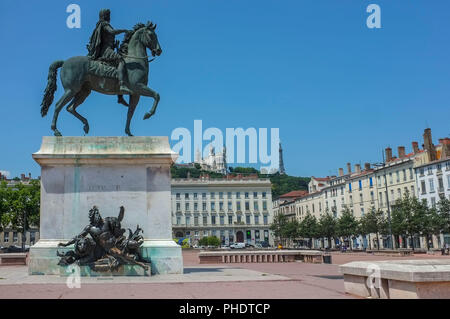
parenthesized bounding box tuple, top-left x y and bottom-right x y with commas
(87, 20, 110, 59)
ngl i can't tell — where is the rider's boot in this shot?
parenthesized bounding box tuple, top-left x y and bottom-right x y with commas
(119, 81, 133, 95)
(118, 60, 133, 95)
(117, 95, 129, 107)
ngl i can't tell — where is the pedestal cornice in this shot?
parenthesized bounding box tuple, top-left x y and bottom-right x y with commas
(32, 136, 178, 165)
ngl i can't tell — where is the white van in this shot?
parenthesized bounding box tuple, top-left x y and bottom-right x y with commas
(230, 242, 245, 249)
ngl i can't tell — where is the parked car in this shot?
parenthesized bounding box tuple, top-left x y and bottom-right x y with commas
(230, 242, 245, 249)
(220, 245, 230, 250)
(245, 243, 255, 248)
(6, 245, 29, 253)
(255, 243, 263, 249)
(260, 241, 269, 248)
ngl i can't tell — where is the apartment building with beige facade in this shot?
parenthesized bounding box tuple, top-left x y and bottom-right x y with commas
(275, 128, 450, 250)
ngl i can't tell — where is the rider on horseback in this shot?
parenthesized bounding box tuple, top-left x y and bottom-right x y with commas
(87, 9, 131, 106)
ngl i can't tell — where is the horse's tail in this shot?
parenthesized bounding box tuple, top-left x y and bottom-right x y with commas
(40, 60, 64, 117)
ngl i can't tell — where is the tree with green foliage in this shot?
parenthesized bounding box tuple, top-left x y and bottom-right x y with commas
(171, 165, 310, 200)
(317, 211, 337, 249)
(4, 181, 40, 227)
(284, 219, 300, 247)
(228, 167, 259, 174)
(198, 236, 208, 246)
(171, 165, 226, 179)
(0, 181, 40, 250)
(299, 213, 319, 248)
(207, 236, 221, 247)
(0, 181, 10, 231)
(416, 202, 441, 250)
(337, 207, 359, 250)
(268, 174, 310, 199)
(270, 213, 289, 246)
(198, 236, 221, 247)
(437, 197, 450, 235)
(359, 207, 386, 250)
(390, 194, 441, 250)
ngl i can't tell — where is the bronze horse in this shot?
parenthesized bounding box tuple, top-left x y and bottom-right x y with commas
(40, 22, 162, 136)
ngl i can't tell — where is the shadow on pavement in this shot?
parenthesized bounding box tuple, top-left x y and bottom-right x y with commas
(183, 267, 232, 274)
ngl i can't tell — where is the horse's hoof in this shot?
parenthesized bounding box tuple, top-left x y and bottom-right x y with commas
(54, 130, 62, 137)
(143, 113, 151, 120)
(83, 124, 90, 134)
(125, 130, 134, 137)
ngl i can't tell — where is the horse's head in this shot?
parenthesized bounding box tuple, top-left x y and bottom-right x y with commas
(136, 21, 162, 57)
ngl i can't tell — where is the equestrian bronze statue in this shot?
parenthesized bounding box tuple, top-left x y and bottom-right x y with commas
(40, 9, 162, 137)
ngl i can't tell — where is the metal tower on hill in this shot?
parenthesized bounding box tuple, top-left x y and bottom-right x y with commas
(279, 143, 286, 175)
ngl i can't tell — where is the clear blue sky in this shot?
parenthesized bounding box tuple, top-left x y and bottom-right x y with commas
(0, 0, 449, 178)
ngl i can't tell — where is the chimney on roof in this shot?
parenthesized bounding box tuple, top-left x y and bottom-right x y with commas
(338, 168, 344, 177)
(355, 164, 361, 174)
(441, 138, 450, 159)
(423, 128, 437, 161)
(364, 163, 371, 171)
(398, 146, 406, 159)
(385, 147, 393, 162)
(347, 163, 351, 174)
(412, 141, 419, 154)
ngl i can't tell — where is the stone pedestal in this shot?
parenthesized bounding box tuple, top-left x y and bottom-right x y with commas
(340, 259, 450, 299)
(28, 136, 183, 275)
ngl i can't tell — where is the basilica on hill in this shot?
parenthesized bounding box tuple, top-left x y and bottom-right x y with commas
(195, 146, 227, 175)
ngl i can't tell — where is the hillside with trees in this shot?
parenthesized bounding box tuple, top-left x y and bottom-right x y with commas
(171, 165, 310, 199)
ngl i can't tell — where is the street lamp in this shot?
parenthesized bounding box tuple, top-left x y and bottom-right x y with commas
(372, 160, 394, 250)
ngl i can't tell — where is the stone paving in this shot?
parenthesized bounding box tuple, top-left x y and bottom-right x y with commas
(0, 250, 448, 299)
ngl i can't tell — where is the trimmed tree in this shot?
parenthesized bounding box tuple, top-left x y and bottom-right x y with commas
(359, 207, 386, 250)
(317, 211, 337, 249)
(270, 213, 289, 246)
(299, 213, 319, 249)
(285, 219, 301, 248)
(437, 197, 450, 237)
(207, 236, 221, 247)
(337, 207, 359, 250)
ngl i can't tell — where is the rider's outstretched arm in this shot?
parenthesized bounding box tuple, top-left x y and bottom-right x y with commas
(105, 25, 128, 36)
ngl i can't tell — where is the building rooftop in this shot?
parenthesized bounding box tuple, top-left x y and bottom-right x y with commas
(279, 190, 309, 199)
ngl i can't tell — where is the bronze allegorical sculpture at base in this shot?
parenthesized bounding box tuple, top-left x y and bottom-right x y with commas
(57, 206, 150, 272)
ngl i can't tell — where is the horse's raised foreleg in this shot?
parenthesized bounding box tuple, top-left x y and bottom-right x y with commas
(67, 87, 91, 134)
(51, 89, 75, 136)
(125, 95, 140, 136)
(134, 84, 160, 120)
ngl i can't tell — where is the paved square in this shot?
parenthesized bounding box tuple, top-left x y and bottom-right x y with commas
(0, 250, 448, 299)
